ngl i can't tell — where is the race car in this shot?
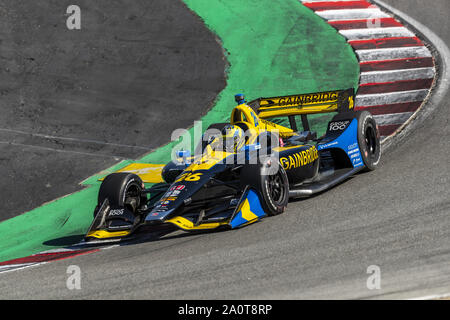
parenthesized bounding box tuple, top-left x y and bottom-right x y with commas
(85, 88, 381, 240)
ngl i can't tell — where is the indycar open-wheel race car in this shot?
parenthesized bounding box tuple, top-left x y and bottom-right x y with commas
(85, 88, 381, 240)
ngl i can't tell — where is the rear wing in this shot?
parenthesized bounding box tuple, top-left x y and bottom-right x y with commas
(248, 88, 355, 119)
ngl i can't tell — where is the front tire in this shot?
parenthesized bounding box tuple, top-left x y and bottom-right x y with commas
(95, 172, 145, 217)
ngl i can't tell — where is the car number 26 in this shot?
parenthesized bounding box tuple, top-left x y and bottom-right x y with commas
(175, 172, 203, 182)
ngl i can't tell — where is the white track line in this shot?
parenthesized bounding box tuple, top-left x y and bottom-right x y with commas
(0, 141, 126, 160)
(339, 27, 414, 40)
(409, 292, 450, 300)
(0, 263, 39, 274)
(356, 89, 430, 106)
(360, 67, 436, 84)
(0, 128, 150, 150)
(317, 9, 390, 21)
(0, 263, 35, 271)
(37, 248, 81, 254)
(356, 46, 432, 62)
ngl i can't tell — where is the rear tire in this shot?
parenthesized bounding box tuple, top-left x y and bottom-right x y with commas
(241, 157, 289, 216)
(357, 111, 381, 171)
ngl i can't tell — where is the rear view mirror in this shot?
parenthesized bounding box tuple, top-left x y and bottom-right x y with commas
(176, 150, 191, 165)
(176, 150, 191, 158)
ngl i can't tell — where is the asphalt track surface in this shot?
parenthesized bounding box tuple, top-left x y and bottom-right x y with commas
(0, 0, 225, 221)
(1, 0, 449, 299)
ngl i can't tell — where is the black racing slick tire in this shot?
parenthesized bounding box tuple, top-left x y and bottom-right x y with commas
(95, 172, 145, 217)
(357, 111, 381, 171)
(241, 157, 289, 216)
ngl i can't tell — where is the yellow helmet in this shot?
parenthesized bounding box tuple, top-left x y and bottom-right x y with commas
(221, 125, 246, 152)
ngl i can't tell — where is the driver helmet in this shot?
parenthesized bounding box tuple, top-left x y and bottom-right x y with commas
(221, 124, 246, 152)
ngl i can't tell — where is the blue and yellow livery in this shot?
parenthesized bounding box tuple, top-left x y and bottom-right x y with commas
(86, 89, 380, 240)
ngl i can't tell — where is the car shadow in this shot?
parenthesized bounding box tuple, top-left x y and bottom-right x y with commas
(42, 225, 229, 250)
(43, 234, 85, 247)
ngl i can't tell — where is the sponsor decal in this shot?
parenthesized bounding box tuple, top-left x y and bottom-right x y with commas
(348, 143, 358, 150)
(348, 148, 360, 156)
(280, 146, 319, 170)
(262, 92, 339, 108)
(164, 185, 185, 197)
(159, 185, 186, 206)
(160, 197, 177, 202)
(152, 206, 169, 213)
(318, 141, 338, 150)
(171, 185, 185, 191)
(329, 120, 350, 131)
(109, 209, 124, 216)
(352, 158, 363, 166)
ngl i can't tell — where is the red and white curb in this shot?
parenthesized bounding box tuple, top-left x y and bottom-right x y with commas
(0, 238, 125, 274)
(0, 235, 133, 273)
(301, 0, 436, 140)
(0, 247, 100, 274)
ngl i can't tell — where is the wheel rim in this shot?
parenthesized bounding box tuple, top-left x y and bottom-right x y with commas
(365, 125, 378, 157)
(267, 172, 286, 204)
(124, 183, 141, 213)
